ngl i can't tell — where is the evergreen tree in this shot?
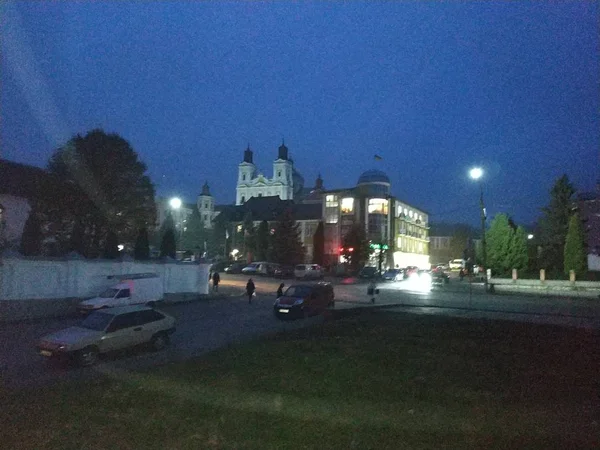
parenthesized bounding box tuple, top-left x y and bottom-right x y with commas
(271, 208, 305, 265)
(507, 226, 528, 272)
(160, 229, 177, 259)
(538, 175, 575, 274)
(243, 212, 256, 261)
(210, 213, 229, 259)
(20, 210, 43, 256)
(255, 220, 270, 261)
(485, 214, 513, 275)
(341, 223, 370, 271)
(564, 213, 587, 275)
(179, 208, 206, 253)
(103, 230, 119, 259)
(68, 220, 86, 255)
(312, 221, 325, 265)
(134, 227, 150, 260)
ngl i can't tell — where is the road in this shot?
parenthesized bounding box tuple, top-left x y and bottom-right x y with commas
(1, 273, 599, 389)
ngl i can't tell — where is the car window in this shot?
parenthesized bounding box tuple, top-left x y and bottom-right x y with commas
(296, 265, 305, 270)
(107, 312, 138, 332)
(99, 288, 119, 298)
(284, 286, 312, 297)
(116, 289, 131, 298)
(136, 310, 164, 325)
(80, 311, 113, 331)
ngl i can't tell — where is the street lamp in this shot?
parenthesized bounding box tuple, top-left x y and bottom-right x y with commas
(169, 197, 182, 210)
(169, 197, 183, 248)
(469, 167, 487, 290)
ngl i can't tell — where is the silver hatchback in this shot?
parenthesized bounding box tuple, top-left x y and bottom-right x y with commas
(37, 305, 176, 366)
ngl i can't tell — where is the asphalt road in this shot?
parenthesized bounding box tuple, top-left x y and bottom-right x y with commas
(2, 273, 599, 390)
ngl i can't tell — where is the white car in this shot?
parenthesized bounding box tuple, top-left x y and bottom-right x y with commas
(294, 264, 324, 280)
(449, 259, 464, 271)
(37, 305, 176, 366)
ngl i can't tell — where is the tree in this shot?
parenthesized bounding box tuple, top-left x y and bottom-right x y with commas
(68, 220, 86, 255)
(486, 214, 528, 276)
(20, 209, 43, 256)
(341, 223, 370, 271)
(448, 225, 472, 260)
(179, 208, 206, 254)
(47, 129, 157, 256)
(564, 213, 587, 276)
(485, 214, 514, 276)
(134, 227, 150, 260)
(312, 221, 325, 265)
(243, 212, 256, 262)
(507, 226, 528, 272)
(255, 220, 270, 261)
(160, 229, 177, 259)
(270, 208, 305, 266)
(103, 230, 119, 259)
(538, 175, 575, 274)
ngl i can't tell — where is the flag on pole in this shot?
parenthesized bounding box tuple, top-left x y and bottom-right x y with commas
(374, 154, 383, 161)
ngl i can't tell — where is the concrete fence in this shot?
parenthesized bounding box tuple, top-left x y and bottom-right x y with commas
(489, 269, 600, 298)
(0, 255, 210, 302)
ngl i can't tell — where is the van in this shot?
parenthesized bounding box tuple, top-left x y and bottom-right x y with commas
(242, 262, 278, 276)
(294, 264, 324, 280)
(273, 282, 335, 319)
(77, 274, 163, 313)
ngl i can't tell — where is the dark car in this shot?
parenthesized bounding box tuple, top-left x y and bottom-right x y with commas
(382, 269, 403, 281)
(431, 268, 450, 285)
(358, 266, 379, 279)
(274, 265, 294, 278)
(273, 283, 335, 319)
(211, 261, 231, 272)
(224, 262, 245, 274)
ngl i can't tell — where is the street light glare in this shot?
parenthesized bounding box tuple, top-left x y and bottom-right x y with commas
(469, 167, 483, 180)
(169, 197, 182, 209)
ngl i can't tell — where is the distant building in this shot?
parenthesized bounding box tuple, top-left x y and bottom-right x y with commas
(235, 141, 305, 205)
(322, 170, 429, 269)
(577, 183, 600, 264)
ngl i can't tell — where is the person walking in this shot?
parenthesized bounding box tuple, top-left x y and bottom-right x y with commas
(246, 278, 255, 304)
(277, 283, 285, 297)
(212, 271, 220, 292)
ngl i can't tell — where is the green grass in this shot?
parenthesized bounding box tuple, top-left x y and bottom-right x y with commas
(2, 312, 599, 449)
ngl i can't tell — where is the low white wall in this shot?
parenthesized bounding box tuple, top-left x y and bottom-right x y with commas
(488, 277, 600, 298)
(0, 255, 210, 301)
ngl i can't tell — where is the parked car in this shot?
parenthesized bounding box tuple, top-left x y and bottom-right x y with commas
(294, 264, 324, 280)
(273, 283, 335, 319)
(358, 266, 379, 279)
(77, 274, 163, 314)
(382, 269, 403, 281)
(242, 262, 280, 276)
(431, 269, 450, 285)
(404, 266, 419, 278)
(274, 265, 295, 278)
(224, 262, 246, 274)
(449, 259, 464, 271)
(211, 261, 231, 272)
(37, 305, 176, 366)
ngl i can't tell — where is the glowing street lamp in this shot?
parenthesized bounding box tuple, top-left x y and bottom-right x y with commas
(169, 197, 182, 209)
(470, 167, 487, 290)
(527, 234, 534, 240)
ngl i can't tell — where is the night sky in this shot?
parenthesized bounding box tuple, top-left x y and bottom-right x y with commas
(2, 1, 598, 227)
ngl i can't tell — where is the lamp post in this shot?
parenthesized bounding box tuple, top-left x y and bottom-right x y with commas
(169, 197, 182, 249)
(469, 167, 487, 291)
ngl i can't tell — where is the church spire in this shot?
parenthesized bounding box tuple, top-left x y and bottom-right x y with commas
(201, 181, 211, 196)
(278, 139, 288, 160)
(243, 144, 253, 163)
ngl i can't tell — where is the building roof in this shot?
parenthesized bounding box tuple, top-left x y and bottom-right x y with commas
(215, 196, 321, 222)
(357, 170, 390, 185)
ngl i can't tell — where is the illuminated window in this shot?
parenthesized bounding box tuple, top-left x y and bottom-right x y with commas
(326, 195, 338, 207)
(368, 198, 388, 214)
(404, 208, 408, 215)
(340, 198, 354, 214)
(409, 210, 413, 218)
(397, 237, 402, 248)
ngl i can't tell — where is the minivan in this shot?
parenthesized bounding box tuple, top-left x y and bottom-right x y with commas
(294, 264, 324, 280)
(273, 283, 335, 319)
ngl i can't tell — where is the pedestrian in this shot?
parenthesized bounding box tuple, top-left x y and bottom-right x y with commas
(212, 271, 220, 292)
(277, 283, 285, 297)
(368, 280, 377, 303)
(246, 278, 255, 304)
(459, 268, 465, 282)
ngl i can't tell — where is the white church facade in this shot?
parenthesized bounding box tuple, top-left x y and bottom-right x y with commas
(236, 141, 296, 205)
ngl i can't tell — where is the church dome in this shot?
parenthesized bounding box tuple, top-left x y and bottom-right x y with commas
(357, 170, 390, 185)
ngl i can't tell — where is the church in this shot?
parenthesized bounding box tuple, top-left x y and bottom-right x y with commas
(156, 140, 430, 269)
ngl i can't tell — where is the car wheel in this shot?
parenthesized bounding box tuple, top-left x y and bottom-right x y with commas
(151, 332, 169, 351)
(76, 346, 98, 367)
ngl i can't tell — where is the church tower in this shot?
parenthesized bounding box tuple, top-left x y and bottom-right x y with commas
(197, 181, 214, 229)
(236, 145, 256, 205)
(273, 140, 294, 200)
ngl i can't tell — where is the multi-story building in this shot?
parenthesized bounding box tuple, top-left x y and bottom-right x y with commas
(322, 170, 429, 269)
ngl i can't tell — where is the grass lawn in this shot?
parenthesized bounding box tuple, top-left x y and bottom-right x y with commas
(1, 311, 599, 449)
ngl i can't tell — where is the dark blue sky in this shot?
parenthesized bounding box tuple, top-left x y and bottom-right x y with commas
(2, 1, 598, 227)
